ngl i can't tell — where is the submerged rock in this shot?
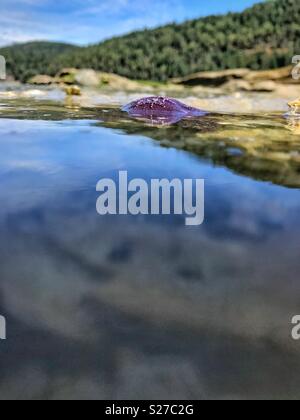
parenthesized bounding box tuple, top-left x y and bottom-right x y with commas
(122, 96, 208, 124)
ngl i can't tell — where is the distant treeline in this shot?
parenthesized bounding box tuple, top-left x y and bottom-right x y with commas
(0, 42, 76, 83)
(1, 0, 300, 83)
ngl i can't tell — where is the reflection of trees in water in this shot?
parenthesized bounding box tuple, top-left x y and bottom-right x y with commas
(2, 100, 300, 188)
(98, 112, 300, 189)
(1, 103, 300, 399)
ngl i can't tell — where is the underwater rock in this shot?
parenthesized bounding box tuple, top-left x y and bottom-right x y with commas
(122, 96, 208, 124)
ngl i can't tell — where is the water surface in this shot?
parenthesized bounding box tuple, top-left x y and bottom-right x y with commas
(0, 98, 300, 400)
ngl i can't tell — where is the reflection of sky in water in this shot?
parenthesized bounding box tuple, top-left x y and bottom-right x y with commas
(0, 118, 299, 236)
(0, 118, 300, 400)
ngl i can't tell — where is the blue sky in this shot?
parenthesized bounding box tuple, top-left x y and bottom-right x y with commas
(0, 0, 263, 47)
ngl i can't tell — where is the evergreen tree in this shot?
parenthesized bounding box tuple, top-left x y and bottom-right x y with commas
(1, 0, 299, 83)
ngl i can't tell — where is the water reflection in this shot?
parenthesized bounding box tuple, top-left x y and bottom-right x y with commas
(98, 111, 300, 188)
(286, 115, 300, 135)
(2, 99, 299, 188)
(0, 101, 300, 399)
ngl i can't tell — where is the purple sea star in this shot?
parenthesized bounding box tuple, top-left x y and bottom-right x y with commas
(122, 96, 208, 124)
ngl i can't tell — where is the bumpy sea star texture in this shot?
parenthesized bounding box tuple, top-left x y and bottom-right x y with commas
(122, 96, 208, 124)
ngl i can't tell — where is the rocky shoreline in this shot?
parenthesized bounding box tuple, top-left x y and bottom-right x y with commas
(1, 66, 300, 117)
(25, 66, 300, 96)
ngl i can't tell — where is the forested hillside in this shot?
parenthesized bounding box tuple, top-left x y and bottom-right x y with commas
(0, 42, 77, 82)
(1, 0, 300, 82)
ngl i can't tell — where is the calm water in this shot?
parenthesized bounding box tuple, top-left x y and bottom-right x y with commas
(0, 98, 300, 400)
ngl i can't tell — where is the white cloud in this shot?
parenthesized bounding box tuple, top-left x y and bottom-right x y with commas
(0, 0, 263, 47)
(78, 0, 130, 15)
(0, 0, 187, 46)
